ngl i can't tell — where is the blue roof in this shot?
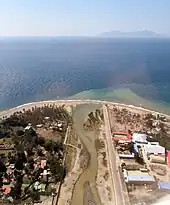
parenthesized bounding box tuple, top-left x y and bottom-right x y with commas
(127, 175, 155, 182)
(159, 182, 170, 190)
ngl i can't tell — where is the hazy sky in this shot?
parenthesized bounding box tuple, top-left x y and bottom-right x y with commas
(0, 0, 169, 36)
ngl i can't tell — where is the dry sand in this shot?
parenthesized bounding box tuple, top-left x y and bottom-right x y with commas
(1, 99, 169, 119)
(58, 147, 82, 205)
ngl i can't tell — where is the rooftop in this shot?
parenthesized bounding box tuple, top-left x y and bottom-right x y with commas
(41, 160, 47, 169)
(2, 186, 11, 195)
(119, 154, 134, 159)
(127, 175, 155, 182)
(143, 144, 165, 155)
(113, 132, 132, 141)
(132, 133, 147, 143)
(127, 170, 150, 177)
(158, 182, 170, 190)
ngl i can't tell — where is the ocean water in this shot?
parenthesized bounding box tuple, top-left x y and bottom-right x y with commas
(0, 37, 170, 111)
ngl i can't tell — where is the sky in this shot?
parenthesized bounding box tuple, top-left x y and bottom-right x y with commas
(0, 0, 170, 36)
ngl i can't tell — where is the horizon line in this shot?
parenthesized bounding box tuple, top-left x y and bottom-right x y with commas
(0, 36, 169, 38)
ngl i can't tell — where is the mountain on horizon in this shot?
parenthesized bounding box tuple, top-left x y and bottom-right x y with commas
(99, 30, 165, 38)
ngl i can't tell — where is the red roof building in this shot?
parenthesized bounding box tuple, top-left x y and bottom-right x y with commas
(3, 186, 11, 195)
(41, 160, 47, 169)
(112, 132, 132, 142)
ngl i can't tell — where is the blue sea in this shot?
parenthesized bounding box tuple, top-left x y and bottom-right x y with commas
(0, 37, 170, 111)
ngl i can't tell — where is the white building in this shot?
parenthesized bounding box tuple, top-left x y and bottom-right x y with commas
(143, 143, 165, 156)
(132, 133, 148, 144)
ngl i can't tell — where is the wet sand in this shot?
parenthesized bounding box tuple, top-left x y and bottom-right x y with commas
(71, 104, 102, 205)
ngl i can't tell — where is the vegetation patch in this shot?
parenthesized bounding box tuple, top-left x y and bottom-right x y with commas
(80, 144, 90, 170)
(84, 109, 103, 131)
(95, 139, 105, 151)
(101, 152, 107, 167)
(0, 105, 72, 204)
(103, 170, 109, 181)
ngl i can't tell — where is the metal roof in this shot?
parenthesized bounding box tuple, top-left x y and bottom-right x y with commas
(144, 144, 165, 154)
(119, 154, 134, 159)
(127, 175, 155, 182)
(132, 133, 148, 143)
(159, 182, 170, 190)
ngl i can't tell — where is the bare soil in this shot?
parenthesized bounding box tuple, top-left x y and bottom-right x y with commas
(37, 128, 63, 142)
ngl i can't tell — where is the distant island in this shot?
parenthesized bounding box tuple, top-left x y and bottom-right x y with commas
(99, 30, 165, 38)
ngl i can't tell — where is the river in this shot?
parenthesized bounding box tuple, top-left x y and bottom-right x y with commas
(71, 104, 102, 205)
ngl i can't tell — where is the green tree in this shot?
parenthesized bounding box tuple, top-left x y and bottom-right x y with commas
(31, 188, 40, 203)
(43, 140, 52, 151)
(50, 161, 64, 182)
(37, 137, 45, 146)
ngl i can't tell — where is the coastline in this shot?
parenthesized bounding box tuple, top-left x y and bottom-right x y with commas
(0, 99, 169, 119)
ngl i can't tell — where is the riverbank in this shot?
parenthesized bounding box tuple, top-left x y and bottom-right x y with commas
(71, 104, 102, 205)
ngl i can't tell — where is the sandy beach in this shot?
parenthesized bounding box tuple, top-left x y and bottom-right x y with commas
(0, 99, 169, 119)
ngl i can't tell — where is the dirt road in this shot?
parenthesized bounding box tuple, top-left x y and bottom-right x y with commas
(103, 104, 130, 205)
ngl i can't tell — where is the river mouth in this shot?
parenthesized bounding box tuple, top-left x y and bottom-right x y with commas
(71, 104, 102, 205)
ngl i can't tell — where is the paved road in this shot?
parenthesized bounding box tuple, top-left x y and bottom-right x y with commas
(103, 104, 128, 205)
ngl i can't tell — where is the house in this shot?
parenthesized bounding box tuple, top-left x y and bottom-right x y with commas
(24, 123, 35, 132)
(2, 186, 11, 195)
(125, 170, 155, 185)
(126, 175, 155, 184)
(158, 182, 170, 190)
(143, 144, 165, 156)
(34, 182, 46, 192)
(119, 154, 134, 159)
(41, 160, 47, 169)
(40, 170, 51, 182)
(132, 133, 148, 144)
(112, 132, 132, 142)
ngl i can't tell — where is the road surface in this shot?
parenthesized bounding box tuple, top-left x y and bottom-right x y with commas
(103, 104, 129, 205)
